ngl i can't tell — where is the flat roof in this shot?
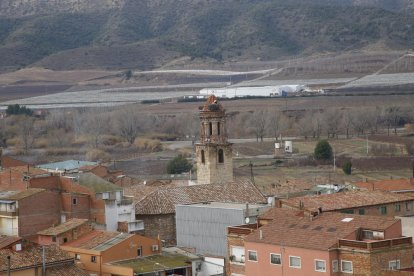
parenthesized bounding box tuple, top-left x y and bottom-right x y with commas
(111, 252, 197, 274)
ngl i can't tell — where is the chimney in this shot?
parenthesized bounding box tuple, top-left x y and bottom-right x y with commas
(259, 230, 263, 240)
(245, 203, 249, 218)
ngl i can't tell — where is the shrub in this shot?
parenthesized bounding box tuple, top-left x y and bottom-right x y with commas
(134, 138, 163, 152)
(166, 155, 193, 174)
(85, 149, 111, 162)
(314, 140, 333, 160)
(342, 161, 352, 175)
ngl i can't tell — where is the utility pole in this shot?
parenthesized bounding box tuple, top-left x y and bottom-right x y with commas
(333, 148, 336, 172)
(42, 246, 46, 276)
(7, 256, 11, 276)
(366, 134, 369, 155)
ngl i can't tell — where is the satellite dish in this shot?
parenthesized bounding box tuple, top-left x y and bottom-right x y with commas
(245, 217, 250, 224)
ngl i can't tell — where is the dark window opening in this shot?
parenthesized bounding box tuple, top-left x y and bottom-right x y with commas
(63, 237, 68, 243)
(217, 122, 221, 135)
(201, 150, 205, 164)
(52, 236, 56, 242)
(137, 246, 142, 257)
(91, 256, 97, 263)
(209, 122, 213, 136)
(72, 198, 77, 205)
(218, 149, 224, 163)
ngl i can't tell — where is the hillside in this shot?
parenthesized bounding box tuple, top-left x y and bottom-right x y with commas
(0, 0, 413, 71)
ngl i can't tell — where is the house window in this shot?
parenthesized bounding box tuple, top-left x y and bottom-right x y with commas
(230, 246, 245, 263)
(217, 122, 221, 136)
(389, 260, 400, 270)
(315, 260, 326, 272)
(218, 149, 224, 163)
(248, 250, 258, 262)
(75, 254, 81, 260)
(201, 150, 205, 164)
(395, 204, 401, 212)
(332, 260, 338, 272)
(380, 206, 387, 215)
(209, 122, 213, 136)
(341, 260, 353, 273)
(52, 236, 56, 242)
(406, 202, 411, 211)
(72, 198, 77, 205)
(137, 246, 142, 257)
(363, 230, 374, 239)
(341, 209, 354, 214)
(270, 253, 281, 265)
(358, 208, 365, 215)
(63, 238, 68, 243)
(289, 256, 301, 268)
(91, 256, 97, 263)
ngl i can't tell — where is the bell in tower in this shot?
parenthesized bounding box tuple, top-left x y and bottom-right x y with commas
(195, 95, 233, 185)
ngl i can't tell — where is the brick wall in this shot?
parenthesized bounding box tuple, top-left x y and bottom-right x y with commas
(18, 190, 61, 238)
(137, 214, 176, 246)
(340, 245, 414, 275)
(227, 234, 247, 276)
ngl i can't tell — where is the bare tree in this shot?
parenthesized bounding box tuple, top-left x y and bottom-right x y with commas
(17, 115, 37, 153)
(296, 113, 313, 139)
(86, 112, 109, 148)
(322, 109, 342, 138)
(311, 111, 323, 139)
(115, 109, 141, 144)
(249, 110, 267, 142)
(340, 110, 353, 139)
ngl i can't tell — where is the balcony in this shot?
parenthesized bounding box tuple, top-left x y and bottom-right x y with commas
(0, 210, 17, 217)
(338, 237, 412, 251)
(118, 220, 144, 233)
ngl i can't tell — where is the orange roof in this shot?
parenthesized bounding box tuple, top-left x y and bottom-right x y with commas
(63, 230, 132, 251)
(354, 178, 414, 192)
(37, 219, 89, 236)
(246, 208, 400, 251)
(281, 190, 414, 212)
(0, 235, 22, 249)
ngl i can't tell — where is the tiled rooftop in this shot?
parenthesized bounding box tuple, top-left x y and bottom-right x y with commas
(0, 188, 44, 201)
(281, 190, 414, 212)
(246, 208, 400, 251)
(37, 218, 89, 236)
(354, 178, 414, 192)
(0, 235, 22, 249)
(62, 230, 132, 251)
(0, 245, 73, 272)
(47, 263, 89, 276)
(135, 178, 266, 215)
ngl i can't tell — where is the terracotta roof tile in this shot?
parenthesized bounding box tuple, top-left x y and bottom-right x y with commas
(47, 264, 89, 276)
(354, 178, 414, 192)
(0, 236, 22, 249)
(0, 245, 73, 272)
(246, 208, 399, 251)
(62, 230, 132, 251)
(282, 190, 414, 212)
(135, 179, 266, 215)
(37, 219, 89, 236)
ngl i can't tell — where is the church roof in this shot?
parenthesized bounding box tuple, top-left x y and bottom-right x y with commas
(135, 179, 266, 215)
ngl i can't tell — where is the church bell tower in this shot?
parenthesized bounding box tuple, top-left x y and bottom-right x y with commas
(196, 95, 233, 184)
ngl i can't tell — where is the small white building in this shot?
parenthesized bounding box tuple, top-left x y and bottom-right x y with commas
(200, 85, 306, 98)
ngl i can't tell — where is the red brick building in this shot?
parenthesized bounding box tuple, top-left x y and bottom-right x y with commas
(354, 178, 414, 193)
(280, 190, 414, 217)
(37, 218, 91, 246)
(0, 189, 61, 238)
(228, 208, 414, 276)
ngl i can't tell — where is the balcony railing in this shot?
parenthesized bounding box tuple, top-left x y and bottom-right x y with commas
(338, 237, 412, 251)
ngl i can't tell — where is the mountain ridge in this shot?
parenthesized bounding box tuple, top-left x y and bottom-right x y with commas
(0, 0, 413, 71)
